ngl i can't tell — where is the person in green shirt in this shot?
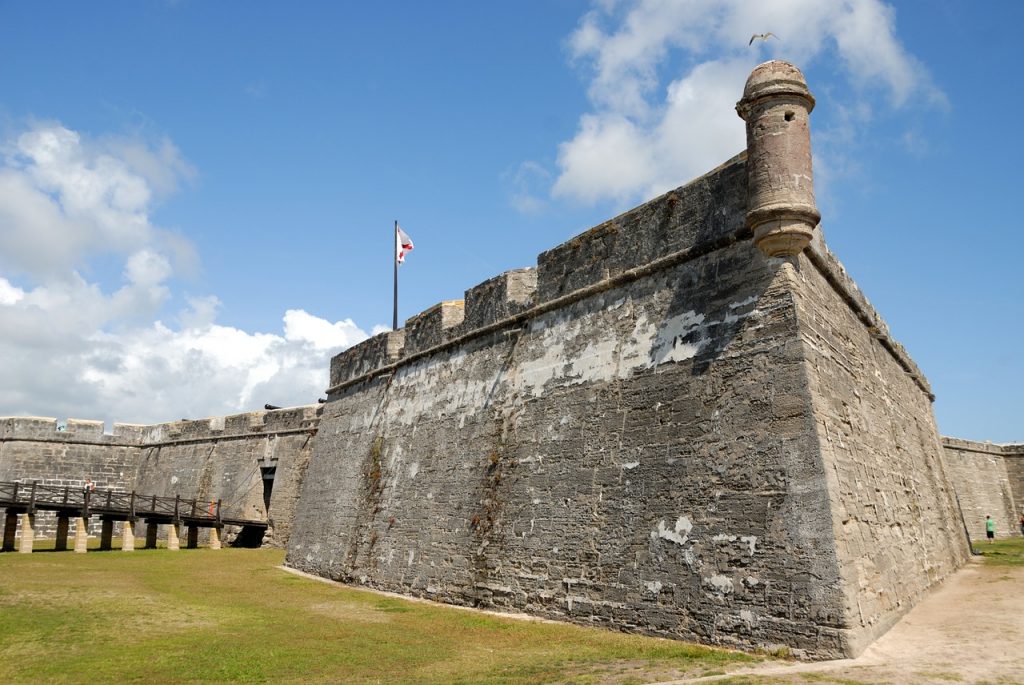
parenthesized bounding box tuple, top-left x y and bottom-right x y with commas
(985, 515, 995, 543)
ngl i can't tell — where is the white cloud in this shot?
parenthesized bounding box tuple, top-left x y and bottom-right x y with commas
(0, 122, 373, 426)
(0, 277, 25, 305)
(0, 279, 371, 424)
(73, 308, 369, 422)
(552, 0, 943, 205)
(283, 308, 369, 351)
(503, 161, 551, 214)
(0, 122, 193, 280)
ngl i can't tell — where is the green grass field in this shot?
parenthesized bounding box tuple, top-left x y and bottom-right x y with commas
(0, 546, 754, 685)
(974, 536, 1024, 566)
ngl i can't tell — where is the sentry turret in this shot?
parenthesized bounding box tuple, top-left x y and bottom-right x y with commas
(736, 60, 821, 257)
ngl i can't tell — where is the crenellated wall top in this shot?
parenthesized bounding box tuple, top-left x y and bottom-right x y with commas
(326, 153, 750, 393)
(0, 405, 321, 447)
(942, 436, 1024, 457)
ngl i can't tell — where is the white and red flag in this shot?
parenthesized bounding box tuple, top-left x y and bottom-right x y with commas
(396, 224, 414, 264)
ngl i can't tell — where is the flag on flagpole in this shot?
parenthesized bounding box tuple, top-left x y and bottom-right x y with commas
(396, 224, 414, 264)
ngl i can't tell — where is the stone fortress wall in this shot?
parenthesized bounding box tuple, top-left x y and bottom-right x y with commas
(940, 437, 1023, 542)
(0, 405, 320, 545)
(284, 62, 970, 659)
(1, 60, 1020, 662)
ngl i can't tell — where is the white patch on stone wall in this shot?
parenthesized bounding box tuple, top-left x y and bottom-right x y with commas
(744, 576, 760, 587)
(704, 574, 734, 595)
(363, 293, 763, 432)
(650, 311, 707, 365)
(739, 609, 756, 628)
(653, 516, 693, 545)
(712, 533, 737, 542)
(381, 352, 506, 426)
(729, 295, 759, 310)
(622, 461, 640, 470)
(408, 462, 419, 479)
(170, 475, 179, 486)
(643, 580, 663, 595)
(571, 338, 620, 384)
(407, 549, 415, 566)
(741, 535, 758, 555)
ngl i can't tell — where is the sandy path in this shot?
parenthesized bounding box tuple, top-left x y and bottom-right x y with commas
(660, 556, 1024, 684)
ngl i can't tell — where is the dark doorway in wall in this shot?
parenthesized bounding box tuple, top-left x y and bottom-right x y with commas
(261, 466, 276, 512)
(231, 525, 265, 547)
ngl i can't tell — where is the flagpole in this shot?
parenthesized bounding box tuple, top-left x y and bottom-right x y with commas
(393, 220, 399, 331)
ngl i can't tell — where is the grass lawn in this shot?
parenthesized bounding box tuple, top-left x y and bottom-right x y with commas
(0, 546, 755, 685)
(974, 536, 1024, 566)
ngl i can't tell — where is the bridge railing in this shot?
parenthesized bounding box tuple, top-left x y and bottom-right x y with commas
(0, 480, 240, 526)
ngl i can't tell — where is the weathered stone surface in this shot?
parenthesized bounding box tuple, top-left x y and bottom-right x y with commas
(536, 154, 748, 303)
(403, 300, 466, 355)
(463, 269, 537, 330)
(0, 59, 1003, 665)
(790, 241, 968, 655)
(0, 406, 321, 546)
(941, 437, 1021, 541)
(288, 230, 856, 656)
(284, 61, 975, 657)
(282, 134, 971, 658)
(0, 417, 138, 539)
(1004, 447, 1024, 517)
(737, 61, 820, 257)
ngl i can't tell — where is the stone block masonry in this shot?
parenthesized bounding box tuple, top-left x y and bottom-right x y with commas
(286, 62, 974, 655)
(0, 406, 320, 546)
(0, 59, 1008, 662)
(941, 437, 1022, 541)
(286, 62, 970, 659)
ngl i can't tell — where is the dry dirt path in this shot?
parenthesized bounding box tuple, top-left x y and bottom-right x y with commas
(660, 555, 1024, 685)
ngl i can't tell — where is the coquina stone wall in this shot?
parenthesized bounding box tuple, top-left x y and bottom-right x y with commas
(0, 418, 144, 538)
(792, 236, 968, 654)
(286, 153, 968, 657)
(941, 437, 1021, 541)
(0, 406, 320, 545)
(1004, 447, 1024, 520)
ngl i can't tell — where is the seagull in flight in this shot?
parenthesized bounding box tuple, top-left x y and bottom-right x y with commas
(749, 32, 778, 45)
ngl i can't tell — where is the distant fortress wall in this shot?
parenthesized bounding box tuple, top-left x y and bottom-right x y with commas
(0, 417, 142, 526)
(0, 406, 320, 545)
(941, 437, 1022, 541)
(1005, 446, 1024, 517)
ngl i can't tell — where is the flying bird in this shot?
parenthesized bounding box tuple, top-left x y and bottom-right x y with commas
(749, 32, 778, 45)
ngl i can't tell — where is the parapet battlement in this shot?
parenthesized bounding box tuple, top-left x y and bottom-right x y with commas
(328, 153, 931, 399)
(942, 436, 1024, 457)
(0, 405, 321, 448)
(329, 155, 750, 391)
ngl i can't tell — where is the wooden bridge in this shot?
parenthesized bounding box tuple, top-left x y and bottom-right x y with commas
(0, 480, 267, 553)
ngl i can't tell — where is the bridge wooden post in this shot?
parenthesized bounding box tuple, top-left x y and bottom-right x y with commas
(2, 512, 16, 552)
(166, 522, 180, 551)
(18, 513, 36, 553)
(55, 516, 70, 551)
(73, 516, 89, 553)
(186, 525, 198, 549)
(122, 520, 135, 552)
(209, 525, 222, 550)
(99, 519, 114, 551)
(145, 522, 158, 549)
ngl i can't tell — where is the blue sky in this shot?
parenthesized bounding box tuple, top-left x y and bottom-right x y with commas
(0, 1, 1020, 441)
